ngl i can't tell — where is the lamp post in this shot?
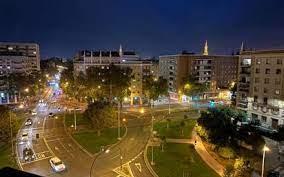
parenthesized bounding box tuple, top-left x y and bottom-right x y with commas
(261, 145, 270, 177)
(74, 108, 77, 131)
(9, 111, 13, 156)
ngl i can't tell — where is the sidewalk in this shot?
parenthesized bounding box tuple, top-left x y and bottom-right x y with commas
(165, 131, 224, 176)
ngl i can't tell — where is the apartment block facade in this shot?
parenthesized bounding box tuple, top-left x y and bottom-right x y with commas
(73, 46, 158, 105)
(159, 53, 238, 97)
(237, 49, 284, 129)
(0, 42, 40, 104)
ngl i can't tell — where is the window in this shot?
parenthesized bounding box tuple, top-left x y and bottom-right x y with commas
(264, 78, 269, 84)
(276, 69, 281, 74)
(254, 87, 258, 92)
(261, 116, 267, 122)
(275, 78, 281, 85)
(255, 78, 259, 83)
(256, 59, 261, 64)
(275, 90, 280, 95)
(265, 69, 270, 74)
(255, 68, 260, 73)
(263, 97, 268, 104)
(277, 59, 282, 65)
(254, 96, 258, 102)
(266, 59, 270, 64)
(264, 88, 268, 94)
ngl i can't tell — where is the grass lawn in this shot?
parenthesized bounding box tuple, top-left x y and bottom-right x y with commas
(154, 119, 196, 139)
(0, 145, 17, 169)
(72, 127, 126, 154)
(148, 143, 219, 177)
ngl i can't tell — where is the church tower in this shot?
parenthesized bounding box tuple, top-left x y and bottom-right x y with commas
(203, 40, 209, 56)
(119, 44, 123, 57)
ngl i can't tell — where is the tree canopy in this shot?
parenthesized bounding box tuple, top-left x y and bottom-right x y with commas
(0, 106, 18, 144)
(143, 75, 168, 103)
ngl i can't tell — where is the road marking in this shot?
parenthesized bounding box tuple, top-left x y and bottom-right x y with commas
(134, 163, 142, 172)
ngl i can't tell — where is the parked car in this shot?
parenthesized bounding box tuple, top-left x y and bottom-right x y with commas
(49, 157, 66, 172)
(20, 132, 29, 143)
(23, 147, 35, 162)
(49, 112, 54, 117)
(25, 119, 33, 126)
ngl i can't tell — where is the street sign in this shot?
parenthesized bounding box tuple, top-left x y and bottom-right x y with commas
(135, 163, 142, 172)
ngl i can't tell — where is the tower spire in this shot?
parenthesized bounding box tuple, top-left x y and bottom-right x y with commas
(240, 42, 244, 53)
(119, 44, 123, 57)
(203, 40, 208, 56)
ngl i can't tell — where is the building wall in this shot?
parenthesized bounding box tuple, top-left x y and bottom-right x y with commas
(237, 50, 284, 129)
(0, 42, 40, 105)
(159, 54, 238, 94)
(73, 50, 156, 105)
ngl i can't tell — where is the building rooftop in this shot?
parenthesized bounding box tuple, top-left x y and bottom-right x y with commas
(241, 49, 284, 55)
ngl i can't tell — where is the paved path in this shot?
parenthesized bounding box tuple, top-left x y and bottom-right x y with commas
(164, 130, 224, 177)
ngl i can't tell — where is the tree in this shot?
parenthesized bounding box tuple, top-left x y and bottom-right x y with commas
(160, 135, 166, 152)
(182, 75, 209, 99)
(143, 75, 168, 106)
(84, 101, 116, 136)
(0, 106, 18, 144)
(180, 120, 186, 136)
(166, 118, 171, 129)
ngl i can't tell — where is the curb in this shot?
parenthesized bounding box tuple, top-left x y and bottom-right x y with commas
(63, 113, 93, 157)
(143, 143, 159, 177)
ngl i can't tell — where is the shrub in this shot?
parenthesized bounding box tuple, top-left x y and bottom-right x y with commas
(195, 125, 209, 141)
(218, 147, 235, 159)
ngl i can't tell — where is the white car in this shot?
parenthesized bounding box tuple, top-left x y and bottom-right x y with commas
(24, 119, 32, 126)
(21, 133, 29, 142)
(49, 157, 66, 172)
(31, 111, 37, 115)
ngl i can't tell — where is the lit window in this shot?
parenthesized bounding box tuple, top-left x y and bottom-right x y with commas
(8, 46, 13, 50)
(275, 90, 280, 95)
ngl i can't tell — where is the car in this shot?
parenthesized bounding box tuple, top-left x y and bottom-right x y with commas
(49, 157, 66, 172)
(25, 119, 33, 126)
(49, 112, 54, 117)
(57, 107, 61, 111)
(31, 111, 37, 115)
(21, 133, 29, 142)
(23, 147, 35, 162)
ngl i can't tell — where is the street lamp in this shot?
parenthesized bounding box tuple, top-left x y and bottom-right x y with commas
(24, 88, 29, 93)
(261, 145, 270, 177)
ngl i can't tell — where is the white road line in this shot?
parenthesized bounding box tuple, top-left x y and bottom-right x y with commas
(58, 141, 75, 158)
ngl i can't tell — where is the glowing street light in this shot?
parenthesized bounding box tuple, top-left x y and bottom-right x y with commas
(140, 108, 144, 114)
(24, 88, 29, 93)
(261, 145, 270, 177)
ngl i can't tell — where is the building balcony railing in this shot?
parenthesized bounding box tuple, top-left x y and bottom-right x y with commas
(251, 102, 281, 115)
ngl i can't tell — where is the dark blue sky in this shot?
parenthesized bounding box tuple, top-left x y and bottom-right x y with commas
(1, 0, 284, 58)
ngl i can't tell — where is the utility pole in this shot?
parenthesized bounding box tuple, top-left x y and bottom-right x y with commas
(9, 112, 14, 156)
(74, 109, 77, 130)
(118, 104, 121, 140)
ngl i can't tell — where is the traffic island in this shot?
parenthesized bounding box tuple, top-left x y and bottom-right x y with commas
(72, 127, 126, 154)
(63, 112, 127, 155)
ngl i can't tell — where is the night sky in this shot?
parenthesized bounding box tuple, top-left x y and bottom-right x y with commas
(1, 0, 284, 58)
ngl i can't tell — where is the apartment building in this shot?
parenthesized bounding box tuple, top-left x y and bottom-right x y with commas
(73, 46, 158, 105)
(159, 42, 238, 99)
(0, 42, 40, 104)
(237, 49, 284, 129)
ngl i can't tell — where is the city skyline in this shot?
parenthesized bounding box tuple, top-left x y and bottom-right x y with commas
(1, 0, 284, 58)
